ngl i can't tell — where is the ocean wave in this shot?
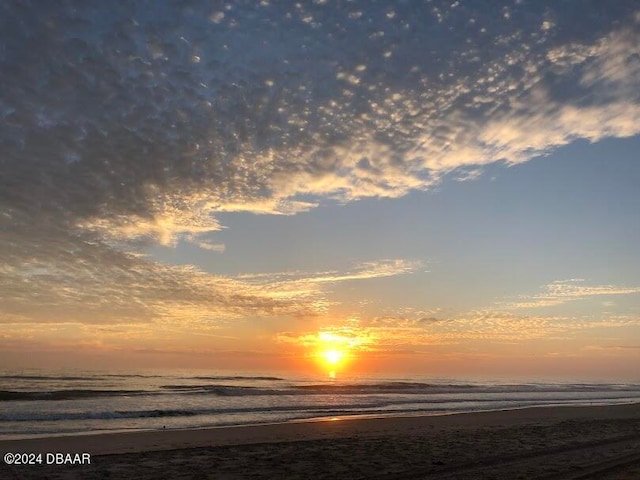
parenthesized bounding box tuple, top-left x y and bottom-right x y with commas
(0, 375, 99, 381)
(159, 381, 484, 396)
(294, 382, 481, 392)
(0, 402, 388, 422)
(189, 375, 285, 381)
(0, 374, 284, 381)
(0, 389, 149, 401)
(5, 396, 639, 424)
(4, 382, 640, 403)
(159, 385, 279, 395)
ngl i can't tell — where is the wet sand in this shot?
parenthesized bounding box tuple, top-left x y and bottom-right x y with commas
(2, 403, 640, 479)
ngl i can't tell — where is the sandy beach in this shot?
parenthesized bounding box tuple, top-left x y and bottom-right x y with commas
(2, 403, 640, 479)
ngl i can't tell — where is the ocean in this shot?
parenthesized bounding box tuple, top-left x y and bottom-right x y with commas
(2, 370, 640, 440)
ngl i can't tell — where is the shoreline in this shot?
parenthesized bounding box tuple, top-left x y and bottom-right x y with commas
(3, 403, 640, 479)
(2, 402, 639, 455)
(3, 399, 638, 444)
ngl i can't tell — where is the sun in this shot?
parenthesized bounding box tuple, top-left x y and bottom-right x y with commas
(309, 329, 368, 377)
(322, 349, 344, 366)
(318, 348, 346, 379)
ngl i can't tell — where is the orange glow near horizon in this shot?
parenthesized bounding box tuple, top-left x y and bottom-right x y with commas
(313, 331, 357, 376)
(285, 326, 377, 377)
(319, 348, 347, 378)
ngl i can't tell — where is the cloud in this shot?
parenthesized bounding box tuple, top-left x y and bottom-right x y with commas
(185, 234, 226, 253)
(0, 253, 417, 325)
(277, 311, 560, 353)
(3, 2, 639, 224)
(237, 259, 420, 285)
(232, 259, 420, 312)
(277, 328, 377, 353)
(192, 241, 226, 252)
(1, 1, 639, 325)
(502, 280, 640, 309)
(278, 310, 640, 354)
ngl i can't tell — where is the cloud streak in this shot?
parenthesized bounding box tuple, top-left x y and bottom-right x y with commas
(502, 280, 640, 309)
(0, 252, 417, 325)
(279, 310, 640, 356)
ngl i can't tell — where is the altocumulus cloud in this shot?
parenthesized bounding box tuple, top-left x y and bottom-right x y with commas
(1, 1, 639, 325)
(501, 280, 640, 309)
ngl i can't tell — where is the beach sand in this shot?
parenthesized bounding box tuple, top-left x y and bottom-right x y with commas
(2, 403, 640, 479)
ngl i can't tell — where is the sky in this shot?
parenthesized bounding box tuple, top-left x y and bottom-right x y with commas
(1, 0, 639, 380)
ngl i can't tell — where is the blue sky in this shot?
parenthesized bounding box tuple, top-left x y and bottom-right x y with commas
(150, 135, 640, 317)
(1, 1, 639, 378)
